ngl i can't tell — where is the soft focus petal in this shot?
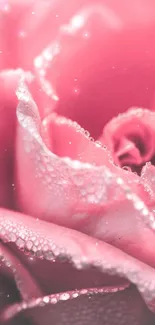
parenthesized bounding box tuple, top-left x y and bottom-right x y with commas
(2, 1, 155, 134)
(28, 0, 155, 137)
(0, 69, 34, 209)
(0, 70, 21, 208)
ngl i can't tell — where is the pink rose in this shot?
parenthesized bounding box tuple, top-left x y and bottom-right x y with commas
(1, 0, 155, 324)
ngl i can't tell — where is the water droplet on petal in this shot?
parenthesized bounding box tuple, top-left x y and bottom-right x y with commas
(16, 238, 25, 249)
(59, 293, 70, 301)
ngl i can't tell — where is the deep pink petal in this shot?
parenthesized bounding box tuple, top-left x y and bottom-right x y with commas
(0, 70, 21, 208)
(2, 287, 155, 325)
(1, 208, 155, 312)
(0, 242, 41, 302)
(0, 274, 20, 312)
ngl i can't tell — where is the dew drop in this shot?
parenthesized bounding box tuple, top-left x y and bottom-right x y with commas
(50, 297, 57, 304)
(28, 256, 35, 262)
(43, 245, 49, 252)
(134, 200, 144, 210)
(0, 227, 6, 235)
(80, 289, 88, 295)
(73, 88, 80, 95)
(32, 246, 37, 253)
(142, 208, 149, 216)
(59, 293, 70, 301)
(34, 240, 39, 246)
(16, 238, 25, 248)
(9, 233, 16, 242)
(84, 130, 90, 137)
(36, 251, 44, 258)
(44, 251, 55, 261)
(72, 292, 79, 298)
(43, 296, 50, 304)
(39, 164, 46, 173)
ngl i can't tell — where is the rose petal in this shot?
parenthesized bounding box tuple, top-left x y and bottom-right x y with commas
(100, 108, 155, 169)
(82, 198, 155, 268)
(30, 0, 155, 139)
(41, 112, 112, 165)
(2, 287, 155, 325)
(0, 69, 34, 209)
(1, 209, 155, 312)
(8, 245, 128, 296)
(0, 242, 42, 301)
(0, 70, 21, 208)
(3, 0, 88, 69)
(15, 82, 149, 226)
(141, 163, 155, 201)
(15, 83, 155, 271)
(0, 274, 20, 311)
(3, 1, 155, 133)
(0, 0, 37, 69)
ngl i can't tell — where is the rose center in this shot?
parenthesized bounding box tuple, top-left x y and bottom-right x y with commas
(99, 109, 155, 174)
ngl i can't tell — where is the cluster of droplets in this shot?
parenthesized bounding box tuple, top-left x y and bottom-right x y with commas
(34, 42, 60, 101)
(116, 176, 155, 231)
(21, 284, 126, 309)
(108, 107, 155, 125)
(0, 219, 66, 264)
(16, 89, 119, 213)
(2, 283, 128, 323)
(141, 162, 155, 202)
(1, 212, 155, 313)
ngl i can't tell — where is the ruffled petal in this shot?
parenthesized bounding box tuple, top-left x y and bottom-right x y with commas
(14, 83, 155, 271)
(100, 108, 155, 170)
(15, 82, 148, 226)
(40, 112, 111, 164)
